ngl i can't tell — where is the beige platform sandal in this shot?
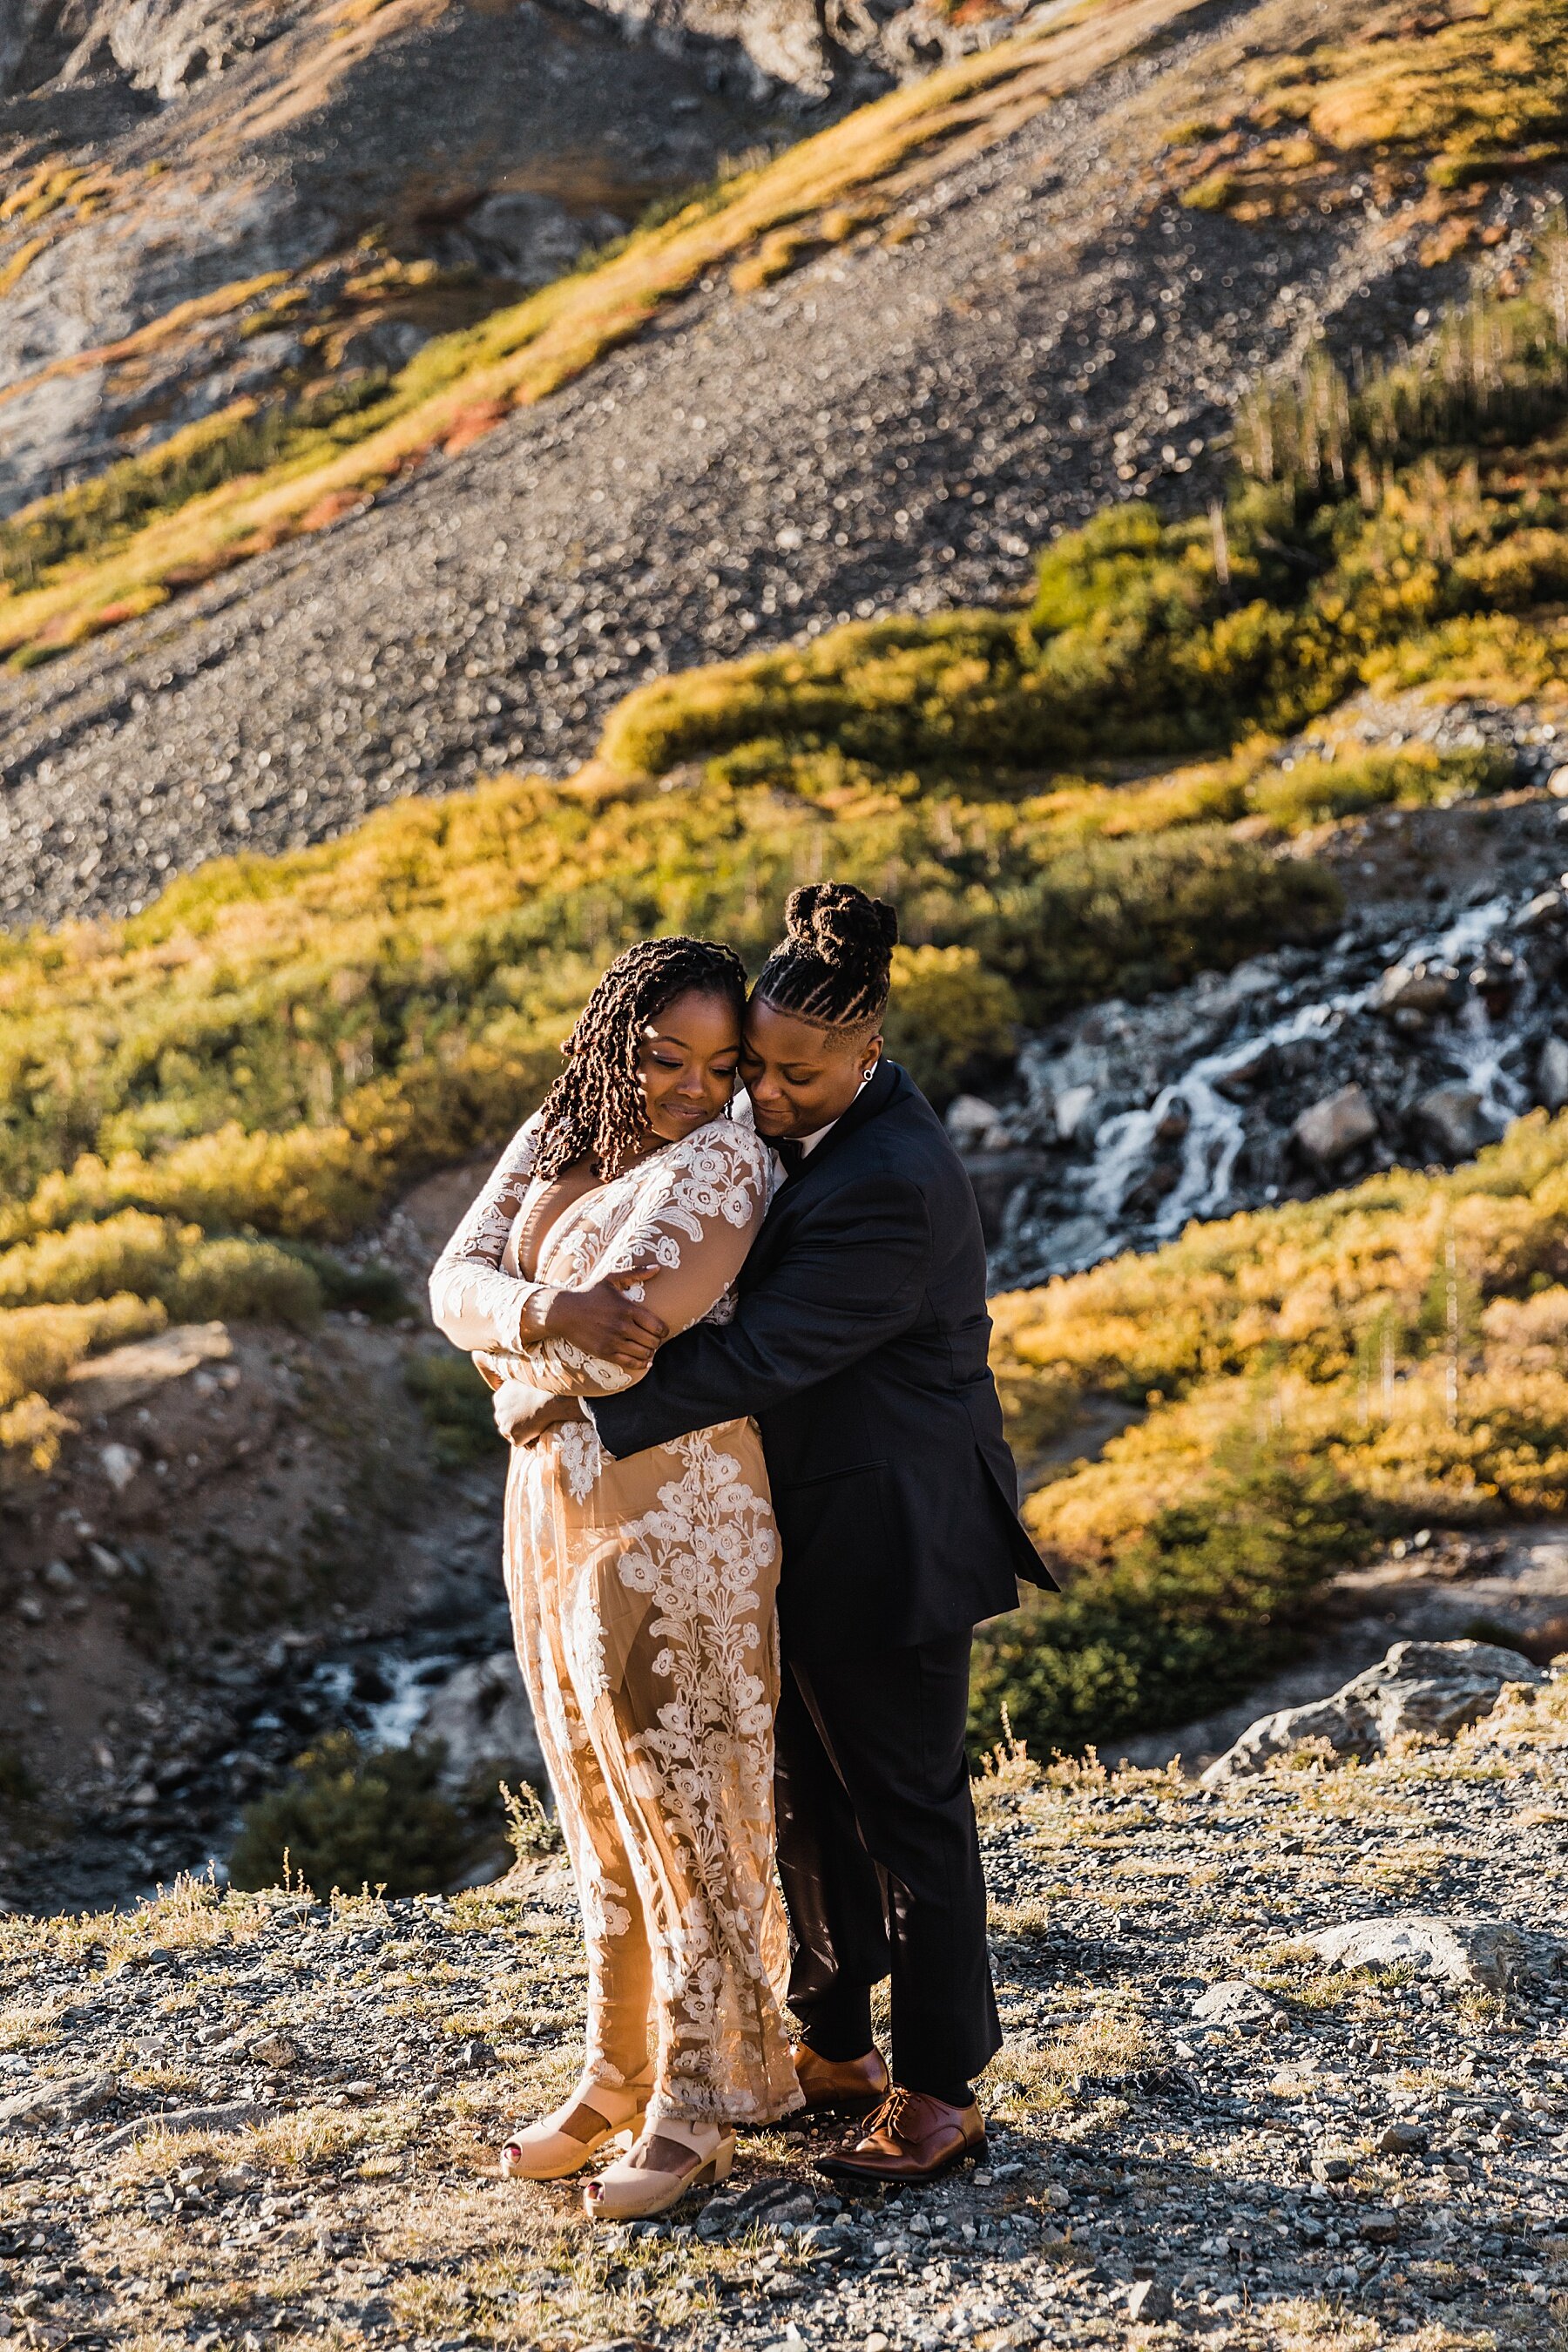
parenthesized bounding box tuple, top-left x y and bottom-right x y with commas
(498, 2075, 652, 2180)
(582, 2113, 735, 2221)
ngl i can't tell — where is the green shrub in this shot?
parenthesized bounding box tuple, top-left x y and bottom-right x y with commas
(404, 1351, 500, 1470)
(227, 1731, 478, 1896)
(0, 1212, 321, 1328)
(968, 1436, 1375, 1756)
(882, 944, 1019, 1108)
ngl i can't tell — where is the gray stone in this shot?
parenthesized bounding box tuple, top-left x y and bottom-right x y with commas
(1308, 1916, 1565, 1992)
(99, 2099, 259, 2153)
(1312, 2153, 1352, 2183)
(946, 1094, 1010, 1153)
(416, 1652, 545, 1792)
(1540, 1035, 1568, 1112)
(1201, 1639, 1543, 1785)
(1378, 2119, 1428, 2154)
(1413, 1084, 1494, 1160)
(1053, 1083, 1103, 1145)
(1517, 889, 1565, 932)
(1292, 1084, 1378, 1166)
(1126, 2279, 1173, 2322)
(1191, 1981, 1284, 2028)
(1378, 961, 1460, 1017)
(0, 2072, 118, 2134)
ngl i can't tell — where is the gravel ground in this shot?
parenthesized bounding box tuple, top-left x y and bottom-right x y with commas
(0, 0, 1517, 931)
(3, 1666, 1568, 2350)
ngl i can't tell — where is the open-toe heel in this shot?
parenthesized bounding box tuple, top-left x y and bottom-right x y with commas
(583, 2118, 734, 2221)
(498, 2078, 652, 2181)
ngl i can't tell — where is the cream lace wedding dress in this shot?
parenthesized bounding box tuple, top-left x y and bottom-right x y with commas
(429, 1112, 801, 2128)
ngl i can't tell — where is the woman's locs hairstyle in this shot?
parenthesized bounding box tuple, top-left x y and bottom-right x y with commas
(534, 936, 747, 1181)
(754, 882, 898, 1036)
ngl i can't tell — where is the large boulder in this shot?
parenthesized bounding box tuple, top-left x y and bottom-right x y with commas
(1412, 1084, 1495, 1161)
(1292, 1084, 1378, 1167)
(417, 1652, 546, 1794)
(1308, 1916, 1564, 1992)
(1200, 1639, 1542, 1787)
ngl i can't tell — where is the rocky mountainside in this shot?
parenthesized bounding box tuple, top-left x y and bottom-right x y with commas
(1, 0, 1553, 926)
(0, 0, 989, 525)
(1, 1656, 1566, 2349)
(0, 0, 784, 521)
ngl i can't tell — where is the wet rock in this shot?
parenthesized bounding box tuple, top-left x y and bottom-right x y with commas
(1413, 1084, 1493, 1159)
(1516, 889, 1566, 932)
(1378, 961, 1461, 1017)
(416, 1651, 545, 1791)
(1200, 1639, 1543, 1785)
(946, 1095, 1010, 1153)
(1292, 1083, 1378, 1167)
(1308, 1916, 1565, 1993)
(1540, 1034, 1568, 1112)
(1053, 1084, 1104, 1145)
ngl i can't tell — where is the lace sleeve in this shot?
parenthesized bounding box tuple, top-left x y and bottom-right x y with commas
(427, 1113, 548, 1355)
(516, 1120, 771, 1397)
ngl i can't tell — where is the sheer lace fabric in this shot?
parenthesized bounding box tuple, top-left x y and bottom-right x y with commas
(429, 1115, 800, 2127)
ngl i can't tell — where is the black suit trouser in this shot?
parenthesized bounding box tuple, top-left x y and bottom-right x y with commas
(774, 1628, 1001, 2094)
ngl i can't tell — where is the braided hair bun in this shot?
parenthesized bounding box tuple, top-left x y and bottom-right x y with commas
(756, 882, 898, 1031)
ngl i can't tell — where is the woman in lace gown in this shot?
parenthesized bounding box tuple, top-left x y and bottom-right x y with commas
(429, 937, 801, 2220)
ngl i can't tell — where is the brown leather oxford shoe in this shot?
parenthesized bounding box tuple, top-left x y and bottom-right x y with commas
(816, 2086, 986, 2182)
(791, 2040, 890, 2113)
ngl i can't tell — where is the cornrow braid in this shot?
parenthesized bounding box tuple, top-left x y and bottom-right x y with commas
(754, 882, 898, 1033)
(532, 936, 748, 1182)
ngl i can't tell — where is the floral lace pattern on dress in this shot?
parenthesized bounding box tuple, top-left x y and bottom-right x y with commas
(469, 1112, 797, 2129)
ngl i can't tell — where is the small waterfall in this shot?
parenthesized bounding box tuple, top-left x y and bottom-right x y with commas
(993, 883, 1559, 1288)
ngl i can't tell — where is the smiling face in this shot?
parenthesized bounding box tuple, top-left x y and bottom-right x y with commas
(636, 986, 744, 1145)
(740, 996, 882, 1142)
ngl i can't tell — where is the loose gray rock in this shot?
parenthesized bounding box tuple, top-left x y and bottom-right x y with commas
(1308, 1915, 1565, 1992)
(0, 2072, 118, 2134)
(1200, 1639, 1543, 1785)
(1126, 2279, 1173, 2322)
(946, 1095, 1010, 1153)
(416, 1651, 545, 1792)
(1413, 1083, 1496, 1160)
(1539, 1034, 1568, 1111)
(1191, 1982, 1285, 2029)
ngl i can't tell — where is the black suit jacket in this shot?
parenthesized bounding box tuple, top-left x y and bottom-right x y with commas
(589, 1058, 1051, 1648)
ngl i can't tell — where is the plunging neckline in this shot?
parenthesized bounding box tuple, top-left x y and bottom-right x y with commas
(510, 1128, 713, 1282)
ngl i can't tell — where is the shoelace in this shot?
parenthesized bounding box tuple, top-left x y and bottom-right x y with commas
(868, 2086, 923, 2137)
